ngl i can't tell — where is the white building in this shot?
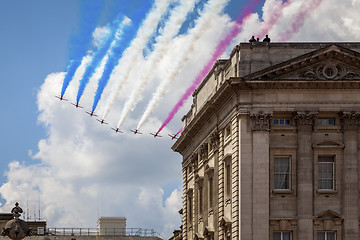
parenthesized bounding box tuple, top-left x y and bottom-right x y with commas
(172, 42, 360, 240)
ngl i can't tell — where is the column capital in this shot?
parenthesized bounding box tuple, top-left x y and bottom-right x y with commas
(294, 111, 318, 131)
(339, 111, 360, 130)
(210, 132, 220, 150)
(250, 111, 272, 131)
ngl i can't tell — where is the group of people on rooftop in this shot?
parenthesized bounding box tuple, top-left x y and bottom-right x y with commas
(249, 35, 271, 43)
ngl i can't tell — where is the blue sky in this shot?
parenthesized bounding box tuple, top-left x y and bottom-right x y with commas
(0, 0, 359, 237)
(0, 0, 262, 198)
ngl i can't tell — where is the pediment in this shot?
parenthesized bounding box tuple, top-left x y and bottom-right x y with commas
(314, 210, 343, 220)
(243, 45, 360, 81)
(312, 139, 344, 149)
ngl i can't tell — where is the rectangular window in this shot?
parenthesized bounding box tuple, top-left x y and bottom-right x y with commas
(187, 193, 193, 223)
(198, 185, 203, 214)
(318, 156, 334, 190)
(317, 118, 335, 126)
(273, 119, 290, 126)
(209, 177, 213, 208)
(225, 161, 232, 197)
(224, 125, 231, 139)
(274, 156, 291, 189)
(273, 231, 291, 240)
(317, 231, 335, 240)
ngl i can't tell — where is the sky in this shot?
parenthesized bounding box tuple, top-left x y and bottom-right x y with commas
(0, 0, 360, 238)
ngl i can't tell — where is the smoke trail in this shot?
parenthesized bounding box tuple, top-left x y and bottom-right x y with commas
(279, 0, 323, 41)
(157, 0, 263, 134)
(175, 128, 183, 136)
(137, 0, 231, 130)
(102, 0, 172, 121)
(115, 0, 198, 128)
(60, 0, 104, 97)
(76, 15, 131, 105)
(91, 2, 153, 113)
(255, 0, 292, 39)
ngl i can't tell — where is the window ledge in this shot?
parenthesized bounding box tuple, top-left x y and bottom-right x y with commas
(316, 189, 338, 194)
(272, 189, 293, 194)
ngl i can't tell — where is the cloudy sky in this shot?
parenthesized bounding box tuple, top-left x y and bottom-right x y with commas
(0, 0, 359, 238)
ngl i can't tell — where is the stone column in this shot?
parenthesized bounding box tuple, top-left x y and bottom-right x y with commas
(295, 111, 317, 240)
(250, 111, 272, 240)
(340, 111, 359, 239)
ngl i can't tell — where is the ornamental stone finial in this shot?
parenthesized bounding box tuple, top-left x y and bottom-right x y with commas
(2, 203, 31, 240)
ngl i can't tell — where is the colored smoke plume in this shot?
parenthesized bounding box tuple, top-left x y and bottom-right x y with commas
(101, 0, 171, 120)
(137, 0, 231, 130)
(279, 0, 323, 41)
(76, 15, 131, 105)
(116, 0, 198, 128)
(157, 0, 263, 134)
(60, 1, 104, 97)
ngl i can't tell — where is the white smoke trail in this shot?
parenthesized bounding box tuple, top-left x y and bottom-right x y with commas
(101, 0, 171, 120)
(116, 0, 198, 128)
(137, 0, 231, 129)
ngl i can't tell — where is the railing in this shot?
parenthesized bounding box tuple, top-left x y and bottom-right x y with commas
(45, 228, 165, 239)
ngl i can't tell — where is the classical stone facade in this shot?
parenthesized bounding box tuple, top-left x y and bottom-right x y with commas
(172, 42, 360, 240)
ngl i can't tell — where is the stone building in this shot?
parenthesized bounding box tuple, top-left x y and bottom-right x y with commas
(172, 42, 360, 240)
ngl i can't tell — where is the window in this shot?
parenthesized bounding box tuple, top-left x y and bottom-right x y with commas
(225, 161, 232, 197)
(317, 118, 335, 126)
(187, 193, 193, 223)
(318, 156, 334, 190)
(317, 231, 335, 240)
(274, 157, 291, 189)
(273, 119, 290, 126)
(198, 185, 203, 214)
(224, 125, 231, 139)
(208, 176, 213, 208)
(273, 231, 291, 240)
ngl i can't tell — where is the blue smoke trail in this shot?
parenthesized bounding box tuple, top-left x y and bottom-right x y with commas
(91, 1, 153, 112)
(60, 0, 104, 97)
(76, 14, 129, 105)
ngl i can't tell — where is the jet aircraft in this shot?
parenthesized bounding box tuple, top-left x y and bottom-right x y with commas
(130, 129, 142, 134)
(150, 132, 162, 138)
(111, 128, 123, 133)
(168, 133, 179, 140)
(97, 119, 108, 125)
(55, 95, 68, 101)
(86, 111, 98, 117)
(71, 102, 83, 108)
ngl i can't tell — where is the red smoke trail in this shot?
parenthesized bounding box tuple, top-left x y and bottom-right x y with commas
(157, 0, 263, 134)
(176, 128, 183, 136)
(256, 0, 292, 39)
(279, 0, 323, 41)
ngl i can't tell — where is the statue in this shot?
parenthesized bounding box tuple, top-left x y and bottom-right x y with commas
(2, 202, 31, 240)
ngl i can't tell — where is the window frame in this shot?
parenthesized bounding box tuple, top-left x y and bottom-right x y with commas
(317, 231, 336, 240)
(274, 156, 291, 190)
(273, 231, 292, 240)
(270, 149, 297, 196)
(317, 156, 335, 190)
(273, 118, 291, 126)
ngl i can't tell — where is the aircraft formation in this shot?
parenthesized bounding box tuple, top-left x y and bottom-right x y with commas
(55, 95, 179, 139)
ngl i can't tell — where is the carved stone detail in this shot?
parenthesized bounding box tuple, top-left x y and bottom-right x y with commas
(340, 111, 360, 129)
(250, 111, 272, 131)
(200, 144, 208, 160)
(294, 112, 318, 131)
(210, 132, 220, 150)
(300, 63, 360, 80)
